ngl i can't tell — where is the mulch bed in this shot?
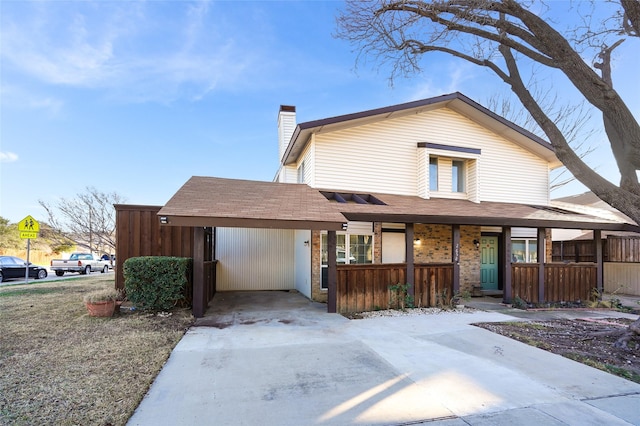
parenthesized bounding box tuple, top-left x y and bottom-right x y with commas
(475, 317, 640, 383)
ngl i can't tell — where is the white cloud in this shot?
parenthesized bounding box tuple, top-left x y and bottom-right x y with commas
(0, 1, 268, 103)
(0, 152, 19, 163)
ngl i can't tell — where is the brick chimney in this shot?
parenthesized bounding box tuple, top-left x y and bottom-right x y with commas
(278, 105, 296, 163)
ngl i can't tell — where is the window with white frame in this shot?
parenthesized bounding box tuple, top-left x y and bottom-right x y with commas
(511, 239, 538, 263)
(429, 156, 467, 194)
(429, 157, 438, 191)
(320, 232, 373, 289)
(297, 160, 306, 184)
(452, 160, 465, 193)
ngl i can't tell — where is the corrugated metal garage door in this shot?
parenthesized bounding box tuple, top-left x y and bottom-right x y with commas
(216, 228, 295, 291)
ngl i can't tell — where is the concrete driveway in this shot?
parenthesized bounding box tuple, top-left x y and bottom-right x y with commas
(128, 291, 640, 426)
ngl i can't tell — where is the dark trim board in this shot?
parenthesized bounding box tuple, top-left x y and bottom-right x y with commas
(417, 142, 481, 155)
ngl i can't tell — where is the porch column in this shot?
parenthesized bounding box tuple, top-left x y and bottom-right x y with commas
(537, 227, 546, 303)
(192, 226, 205, 318)
(327, 230, 337, 313)
(502, 227, 512, 304)
(595, 229, 603, 296)
(452, 225, 460, 294)
(405, 223, 415, 298)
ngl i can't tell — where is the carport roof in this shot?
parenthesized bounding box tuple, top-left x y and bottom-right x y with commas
(158, 176, 347, 230)
(158, 176, 639, 233)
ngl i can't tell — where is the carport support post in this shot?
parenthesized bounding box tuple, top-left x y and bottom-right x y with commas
(192, 226, 205, 318)
(405, 223, 415, 298)
(537, 228, 546, 303)
(327, 230, 337, 313)
(502, 227, 512, 304)
(595, 229, 603, 296)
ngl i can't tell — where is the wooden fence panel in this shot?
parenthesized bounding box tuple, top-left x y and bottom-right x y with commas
(552, 240, 606, 263)
(511, 263, 596, 304)
(115, 205, 193, 292)
(335, 263, 454, 313)
(512, 264, 539, 303)
(414, 264, 454, 307)
(336, 264, 406, 313)
(607, 236, 640, 263)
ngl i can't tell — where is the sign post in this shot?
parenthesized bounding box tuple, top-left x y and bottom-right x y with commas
(18, 216, 40, 284)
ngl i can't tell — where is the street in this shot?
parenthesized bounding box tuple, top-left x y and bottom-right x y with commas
(0, 268, 114, 287)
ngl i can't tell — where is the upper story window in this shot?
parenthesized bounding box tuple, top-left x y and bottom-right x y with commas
(429, 157, 438, 191)
(420, 143, 480, 202)
(452, 160, 465, 193)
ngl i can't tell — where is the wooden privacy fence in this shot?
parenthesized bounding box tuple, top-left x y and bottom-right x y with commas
(552, 236, 640, 263)
(512, 263, 597, 304)
(607, 236, 640, 263)
(414, 263, 455, 308)
(336, 263, 454, 313)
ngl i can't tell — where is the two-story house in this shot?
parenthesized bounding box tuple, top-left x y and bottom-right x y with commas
(118, 92, 639, 317)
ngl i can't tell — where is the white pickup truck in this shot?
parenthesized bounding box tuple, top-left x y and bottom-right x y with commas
(50, 253, 110, 276)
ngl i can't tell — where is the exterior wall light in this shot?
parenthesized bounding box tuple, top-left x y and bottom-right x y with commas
(160, 216, 168, 224)
(414, 237, 421, 245)
(473, 239, 480, 250)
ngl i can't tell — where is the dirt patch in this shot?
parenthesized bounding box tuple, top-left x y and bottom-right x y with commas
(475, 317, 640, 383)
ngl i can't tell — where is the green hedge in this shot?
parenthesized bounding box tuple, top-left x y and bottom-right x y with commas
(123, 256, 191, 311)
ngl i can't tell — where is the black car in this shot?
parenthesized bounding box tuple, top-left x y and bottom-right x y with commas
(0, 256, 48, 283)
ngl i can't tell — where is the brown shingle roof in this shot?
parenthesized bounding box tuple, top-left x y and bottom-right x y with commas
(158, 176, 347, 230)
(159, 177, 640, 232)
(330, 191, 638, 231)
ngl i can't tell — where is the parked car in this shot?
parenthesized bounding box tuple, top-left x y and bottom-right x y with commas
(0, 256, 48, 282)
(50, 253, 110, 276)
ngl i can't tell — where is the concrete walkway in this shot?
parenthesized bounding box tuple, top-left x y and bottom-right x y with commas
(128, 291, 640, 426)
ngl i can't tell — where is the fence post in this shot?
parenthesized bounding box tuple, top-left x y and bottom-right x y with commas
(595, 229, 603, 296)
(405, 223, 415, 299)
(452, 224, 460, 294)
(538, 227, 546, 303)
(192, 226, 205, 318)
(327, 230, 337, 313)
(502, 227, 512, 304)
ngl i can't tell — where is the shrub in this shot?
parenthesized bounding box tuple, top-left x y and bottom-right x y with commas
(83, 288, 120, 304)
(123, 256, 191, 311)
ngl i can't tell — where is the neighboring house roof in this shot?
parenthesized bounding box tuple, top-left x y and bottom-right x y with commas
(282, 92, 561, 168)
(158, 176, 346, 230)
(159, 177, 640, 233)
(551, 191, 639, 239)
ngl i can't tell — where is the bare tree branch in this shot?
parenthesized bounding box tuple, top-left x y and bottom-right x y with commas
(337, 0, 640, 225)
(38, 188, 124, 255)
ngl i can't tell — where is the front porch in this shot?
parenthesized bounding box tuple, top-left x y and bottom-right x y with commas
(334, 260, 598, 314)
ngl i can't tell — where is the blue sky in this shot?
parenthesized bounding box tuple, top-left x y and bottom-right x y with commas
(1, 1, 639, 224)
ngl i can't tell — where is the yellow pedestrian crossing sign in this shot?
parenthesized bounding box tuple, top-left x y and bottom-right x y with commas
(19, 215, 39, 239)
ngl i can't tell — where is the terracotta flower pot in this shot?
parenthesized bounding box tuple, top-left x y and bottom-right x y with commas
(85, 300, 116, 317)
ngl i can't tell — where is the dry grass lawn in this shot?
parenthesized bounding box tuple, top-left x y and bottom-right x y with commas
(0, 275, 194, 425)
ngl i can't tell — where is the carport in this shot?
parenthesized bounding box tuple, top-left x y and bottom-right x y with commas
(156, 176, 347, 317)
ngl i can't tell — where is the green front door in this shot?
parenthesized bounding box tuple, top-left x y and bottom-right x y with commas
(480, 236, 499, 290)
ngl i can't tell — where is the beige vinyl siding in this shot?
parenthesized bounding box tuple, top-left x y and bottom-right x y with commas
(604, 263, 640, 296)
(294, 230, 312, 297)
(313, 117, 419, 195)
(280, 164, 298, 184)
(298, 141, 315, 186)
(417, 148, 428, 198)
(278, 111, 296, 161)
(467, 159, 479, 203)
(313, 108, 549, 205)
(216, 228, 295, 291)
